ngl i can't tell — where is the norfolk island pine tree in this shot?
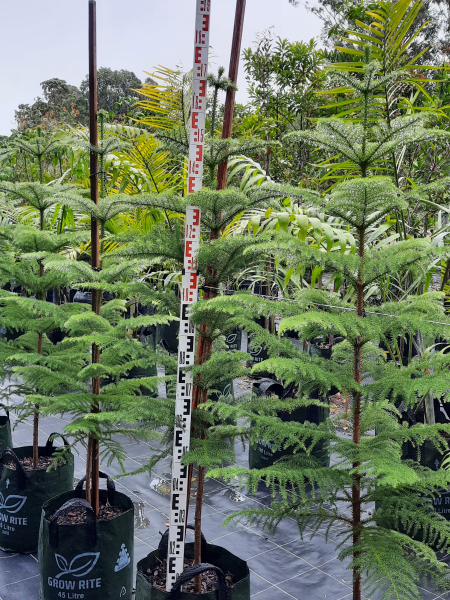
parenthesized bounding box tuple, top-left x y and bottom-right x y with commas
(0, 129, 92, 468)
(31, 109, 181, 511)
(202, 50, 450, 600)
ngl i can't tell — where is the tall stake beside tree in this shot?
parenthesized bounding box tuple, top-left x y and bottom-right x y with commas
(88, 0, 100, 513)
(206, 49, 450, 600)
(216, 0, 246, 191)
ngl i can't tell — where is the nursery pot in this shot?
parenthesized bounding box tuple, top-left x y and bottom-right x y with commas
(39, 472, 134, 600)
(135, 527, 250, 600)
(156, 322, 179, 354)
(225, 328, 242, 352)
(246, 339, 272, 378)
(0, 434, 74, 554)
(0, 403, 12, 453)
(249, 382, 330, 470)
(209, 380, 234, 403)
(127, 333, 158, 397)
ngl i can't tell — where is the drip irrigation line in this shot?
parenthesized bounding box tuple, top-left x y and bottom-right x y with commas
(200, 285, 450, 328)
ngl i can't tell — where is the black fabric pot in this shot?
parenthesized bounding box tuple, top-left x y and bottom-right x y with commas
(249, 383, 330, 470)
(47, 329, 65, 345)
(225, 328, 242, 352)
(0, 434, 74, 554)
(0, 404, 12, 454)
(156, 322, 179, 354)
(135, 527, 250, 600)
(39, 472, 134, 600)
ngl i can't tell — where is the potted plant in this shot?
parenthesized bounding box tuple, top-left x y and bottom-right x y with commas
(207, 51, 450, 600)
(0, 136, 89, 553)
(120, 187, 272, 597)
(35, 11, 176, 589)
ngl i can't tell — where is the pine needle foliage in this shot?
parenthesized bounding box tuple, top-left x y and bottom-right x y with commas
(204, 51, 450, 600)
(0, 163, 89, 466)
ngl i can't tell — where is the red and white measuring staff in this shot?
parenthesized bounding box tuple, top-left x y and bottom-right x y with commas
(166, 0, 211, 590)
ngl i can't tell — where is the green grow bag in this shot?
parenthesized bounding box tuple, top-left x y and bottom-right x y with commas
(209, 380, 234, 403)
(0, 434, 74, 554)
(135, 530, 250, 599)
(127, 333, 158, 397)
(308, 338, 333, 360)
(402, 439, 450, 520)
(225, 328, 242, 352)
(249, 386, 330, 470)
(246, 338, 272, 378)
(0, 404, 12, 453)
(39, 472, 134, 600)
(156, 322, 179, 354)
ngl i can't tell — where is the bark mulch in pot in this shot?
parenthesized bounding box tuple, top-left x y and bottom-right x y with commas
(143, 558, 236, 594)
(50, 503, 122, 525)
(5, 456, 59, 471)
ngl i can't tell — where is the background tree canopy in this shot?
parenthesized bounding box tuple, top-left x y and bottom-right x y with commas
(14, 67, 155, 130)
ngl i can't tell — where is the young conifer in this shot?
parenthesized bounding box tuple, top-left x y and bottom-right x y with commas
(0, 145, 90, 467)
(205, 49, 450, 600)
(35, 110, 178, 511)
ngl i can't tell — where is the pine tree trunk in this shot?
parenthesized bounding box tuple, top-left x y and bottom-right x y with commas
(194, 464, 206, 593)
(90, 292, 101, 516)
(190, 281, 214, 591)
(33, 261, 45, 469)
(352, 227, 365, 600)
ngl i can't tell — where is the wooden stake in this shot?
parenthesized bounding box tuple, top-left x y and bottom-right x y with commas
(89, 0, 100, 516)
(216, 0, 246, 190)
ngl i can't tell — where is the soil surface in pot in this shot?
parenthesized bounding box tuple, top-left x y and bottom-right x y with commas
(5, 456, 60, 471)
(49, 504, 122, 525)
(142, 558, 236, 593)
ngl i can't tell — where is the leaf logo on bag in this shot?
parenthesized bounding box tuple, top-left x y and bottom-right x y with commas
(55, 552, 100, 579)
(250, 346, 262, 357)
(226, 333, 238, 345)
(221, 384, 231, 397)
(0, 493, 27, 514)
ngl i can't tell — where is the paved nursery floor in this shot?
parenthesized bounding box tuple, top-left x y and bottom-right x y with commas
(1, 377, 450, 600)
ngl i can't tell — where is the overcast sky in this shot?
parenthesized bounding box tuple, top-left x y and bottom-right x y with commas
(0, 0, 323, 136)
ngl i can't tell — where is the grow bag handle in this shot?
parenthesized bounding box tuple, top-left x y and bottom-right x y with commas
(0, 449, 26, 489)
(159, 524, 208, 560)
(46, 432, 70, 449)
(48, 498, 97, 548)
(0, 403, 9, 418)
(75, 471, 116, 505)
(168, 563, 228, 600)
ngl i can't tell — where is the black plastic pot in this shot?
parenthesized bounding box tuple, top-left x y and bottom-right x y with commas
(249, 382, 330, 470)
(0, 434, 74, 554)
(156, 322, 179, 354)
(135, 527, 250, 600)
(0, 404, 12, 453)
(39, 472, 134, 600)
